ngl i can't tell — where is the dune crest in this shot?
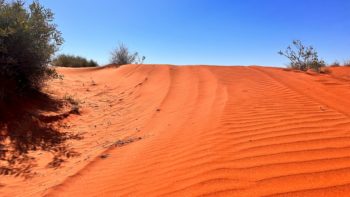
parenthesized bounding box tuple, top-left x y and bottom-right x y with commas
(2, 65, 350, 197)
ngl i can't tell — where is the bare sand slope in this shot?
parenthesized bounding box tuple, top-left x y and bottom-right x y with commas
(2, 65, 350, 197)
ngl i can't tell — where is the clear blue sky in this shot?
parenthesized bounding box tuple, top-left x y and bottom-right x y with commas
(39, 0, 350, 66)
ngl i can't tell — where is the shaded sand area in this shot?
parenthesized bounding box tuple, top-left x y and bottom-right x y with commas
(2, 65, 350, 196)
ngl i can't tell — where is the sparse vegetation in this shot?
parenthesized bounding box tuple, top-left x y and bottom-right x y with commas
(0, 0, 63, 103)
(90, 78, 97, 86)
(52, 54, 98, 67)
(278, 40, 325, 72)
(110, 43, 145, 66)
(64, 94, 81, 114)
(320, 67, 332, 74)
(329, 61, 340, 67)
(344, 60, 350, 67)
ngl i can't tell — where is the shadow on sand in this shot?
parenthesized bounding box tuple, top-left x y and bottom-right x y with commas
(0, 92, 83, 178)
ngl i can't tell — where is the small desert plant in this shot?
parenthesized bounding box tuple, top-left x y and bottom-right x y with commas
(0, 0, 63, 102)
(64, 94, 79, 105)
(320, 67, 332, 74)
(278, 40, 325, 72)
(329, 61, 340, 67)
(344, 60, 350, 67)
(52, 54, 98, 67)
(90, 78, 96, 86)
(64, 94, 80, 114)
(110, 43, 145, 66)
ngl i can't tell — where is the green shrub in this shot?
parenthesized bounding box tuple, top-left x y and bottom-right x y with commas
(110, 43, 145, 66)
(0, 0, 63, 102)
(52, 54, 98, 67)
(278, 40, 325, 72)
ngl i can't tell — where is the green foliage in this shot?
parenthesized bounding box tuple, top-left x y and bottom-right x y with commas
(0, 0, 63, 102)
(278, 40, 325, 72)
(110, 43, 145, 66)
(52, 54, 98, 67)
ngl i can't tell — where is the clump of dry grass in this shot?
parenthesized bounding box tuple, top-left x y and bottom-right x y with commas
(64, 94, 81, 114)
(320, 67, 332, 74)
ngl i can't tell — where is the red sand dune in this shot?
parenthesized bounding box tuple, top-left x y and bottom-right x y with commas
(2, 65, 350, 197)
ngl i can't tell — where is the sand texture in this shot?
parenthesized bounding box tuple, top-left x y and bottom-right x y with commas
(2, 65, 350, 197)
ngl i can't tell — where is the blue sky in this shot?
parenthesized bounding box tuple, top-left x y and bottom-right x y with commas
(39, 0, 350, 66)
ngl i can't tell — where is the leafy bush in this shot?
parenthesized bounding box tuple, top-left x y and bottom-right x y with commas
(110, 43, 145, 66)
(52, 54, 98, 67)
(0, 0, 63, 102)
(278, 40, 325, 72)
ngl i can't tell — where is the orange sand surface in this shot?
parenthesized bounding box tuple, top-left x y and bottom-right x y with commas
(2, 65, 350, 197)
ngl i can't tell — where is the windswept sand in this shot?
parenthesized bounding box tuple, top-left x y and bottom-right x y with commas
(2, 65, 350, 196)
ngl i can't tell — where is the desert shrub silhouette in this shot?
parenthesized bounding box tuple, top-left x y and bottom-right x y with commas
(110, 43, 145, 66)
(52, 54, 98, 67)
(344, 60, 350, 67)
(329, 61, 340, 67)
(278, 40, 325, 72)
(0, 0, 63, 103)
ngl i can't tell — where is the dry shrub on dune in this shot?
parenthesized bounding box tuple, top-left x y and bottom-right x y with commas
(110, 43, 145, 66)
(278, 40, 325, 72)
(344, 60, 350, 67)
(329, 61, 340, 67)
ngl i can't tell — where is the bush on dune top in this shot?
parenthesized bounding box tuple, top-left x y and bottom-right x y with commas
(110, 43, 145, 66)
(278, 40, 325, 73)
(329, 61, 340, 67)
(344, 60, 350, 67)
